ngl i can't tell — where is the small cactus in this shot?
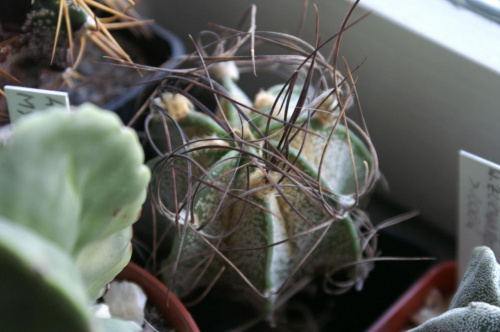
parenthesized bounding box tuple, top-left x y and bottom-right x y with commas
(410, 246, 500, 331)
(139, 18, 379, 321)
(1, 0, 139, 64)
(0, 0, 144, 97)
(0, 104, 150, 331)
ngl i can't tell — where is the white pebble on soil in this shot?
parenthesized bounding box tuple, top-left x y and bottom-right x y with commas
(103, 280, 147, 325)
(91, 303, 112, 319)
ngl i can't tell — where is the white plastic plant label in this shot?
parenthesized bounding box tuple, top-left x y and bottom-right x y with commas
(4, 85, 70, 123)
(458, 150, 500, 280)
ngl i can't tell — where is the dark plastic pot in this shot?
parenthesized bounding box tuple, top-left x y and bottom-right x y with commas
(116, 262, 200, 332)
(104, 23, 185, 124)
(183, 232, 434, 331)
(368, 261, 457, 332)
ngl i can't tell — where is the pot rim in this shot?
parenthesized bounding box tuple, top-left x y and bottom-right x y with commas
(116, 261, 200, 332)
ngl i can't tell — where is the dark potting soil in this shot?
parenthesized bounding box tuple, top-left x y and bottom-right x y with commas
(143, 301, 175, 332)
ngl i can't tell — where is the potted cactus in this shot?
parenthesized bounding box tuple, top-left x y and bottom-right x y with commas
(368, 261, 457, 332)
(370, 246, 500, 331)
(131, 5, 393, 329)
(0, 0, 184, 124)
(0, 104, 196, 331)
(0, 0, 141, 90)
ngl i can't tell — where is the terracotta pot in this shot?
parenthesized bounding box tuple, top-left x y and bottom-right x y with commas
(116, 262, 200, 332)
(368, 261, 457, 332)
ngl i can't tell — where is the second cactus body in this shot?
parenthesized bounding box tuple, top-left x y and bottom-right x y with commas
(410, 246, 500, 331)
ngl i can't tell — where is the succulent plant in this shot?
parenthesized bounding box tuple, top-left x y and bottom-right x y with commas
(0, 104, 150, 331)
(410, 246, 500, 331)
(137, 12, 380, 323)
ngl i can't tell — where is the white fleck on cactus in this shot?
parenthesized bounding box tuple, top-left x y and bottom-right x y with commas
(410, 246, 500, 331)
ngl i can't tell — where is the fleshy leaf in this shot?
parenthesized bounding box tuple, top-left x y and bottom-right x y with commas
(0, 217, 91, 332)
(0, 104, 150, 253)
(76, 227, 134, 300)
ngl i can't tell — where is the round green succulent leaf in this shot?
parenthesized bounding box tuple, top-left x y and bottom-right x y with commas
(0, 104, 150, 254)
(76, 227, 133, 301)
(0, 217, 91, 332)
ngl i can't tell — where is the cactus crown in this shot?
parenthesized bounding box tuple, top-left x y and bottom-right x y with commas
(136, 4, 380, 320)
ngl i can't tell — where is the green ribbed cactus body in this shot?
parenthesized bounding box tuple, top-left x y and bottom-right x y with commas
(410, 246, 500, 331)
(1, 1, 90, 70)
(450, 246, 500, 308)
(32, 0, 89, 32)
(149, 68, 377, 318)
(0, 105, 150, 331)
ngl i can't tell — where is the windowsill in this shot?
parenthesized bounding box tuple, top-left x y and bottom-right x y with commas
(357, 0, 500, 75)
